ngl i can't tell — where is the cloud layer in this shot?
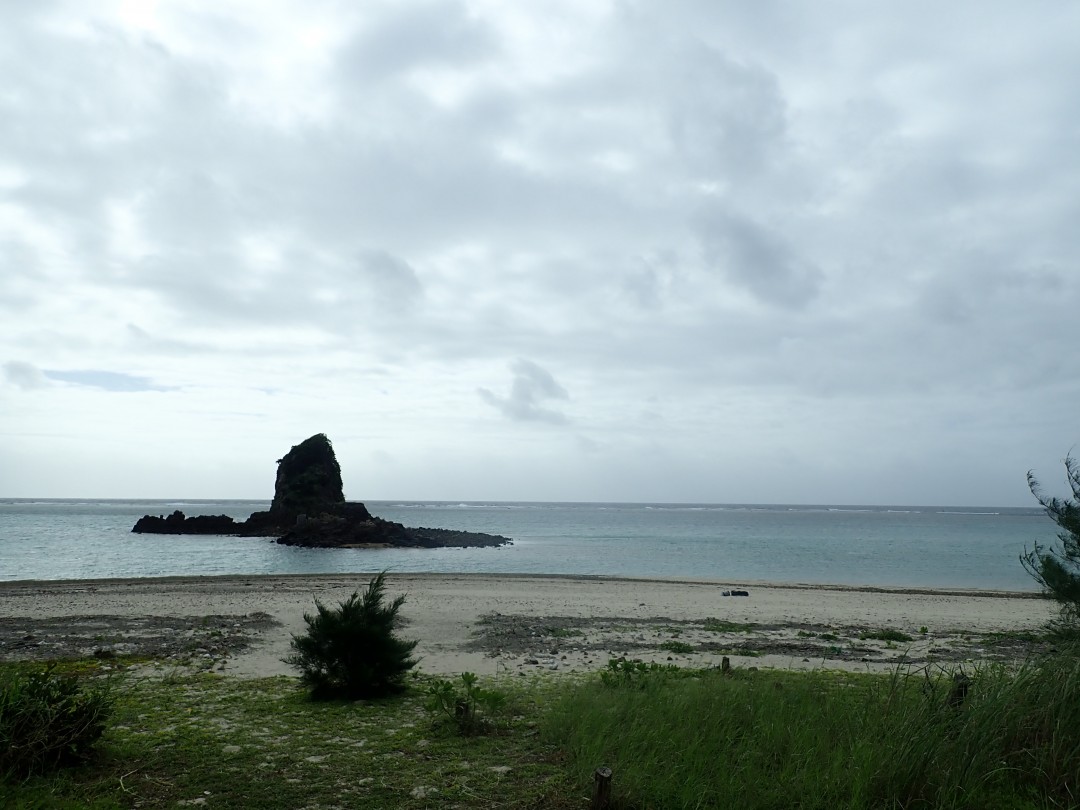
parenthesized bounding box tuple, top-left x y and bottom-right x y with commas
(2, 0, 1078, 504)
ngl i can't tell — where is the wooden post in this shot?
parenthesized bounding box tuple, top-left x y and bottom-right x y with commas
(721, 656, 731, 674)
(948, 672, 970, 708)
(592, 766, 612, 809)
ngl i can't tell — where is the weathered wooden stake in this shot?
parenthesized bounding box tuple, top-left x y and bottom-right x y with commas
(592, 765, 613, 809)
(948, 672, 970, 708)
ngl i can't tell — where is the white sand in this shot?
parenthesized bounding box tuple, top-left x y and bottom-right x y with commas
(0, 574, 1055, 676)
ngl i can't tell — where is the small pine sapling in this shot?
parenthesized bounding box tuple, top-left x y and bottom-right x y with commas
(285, 571, 418, 699)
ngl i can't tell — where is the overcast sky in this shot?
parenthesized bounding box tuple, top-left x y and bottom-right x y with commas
(2, 0, 1078, 505)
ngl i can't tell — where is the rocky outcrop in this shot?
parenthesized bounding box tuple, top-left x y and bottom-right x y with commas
(132, 511, 240, 535)
(241, 434, 370, 534)
(132, 434, 512, 549)
(277, 517, 511, 548)
(269, 433, 347, 518)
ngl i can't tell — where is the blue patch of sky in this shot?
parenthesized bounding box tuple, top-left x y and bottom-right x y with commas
(43, 370, 173, 392)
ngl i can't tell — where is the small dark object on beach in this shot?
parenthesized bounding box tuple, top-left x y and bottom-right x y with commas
(731, 590, 750, 597)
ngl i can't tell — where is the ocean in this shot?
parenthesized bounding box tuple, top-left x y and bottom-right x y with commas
(0, 499, 1058, 590)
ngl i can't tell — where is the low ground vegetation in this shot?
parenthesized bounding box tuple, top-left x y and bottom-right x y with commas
(4, 647, 1078, 809)
(1, 664, 573, 809)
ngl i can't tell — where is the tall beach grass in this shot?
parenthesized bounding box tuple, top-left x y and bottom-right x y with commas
(543, 652, 1080, 809)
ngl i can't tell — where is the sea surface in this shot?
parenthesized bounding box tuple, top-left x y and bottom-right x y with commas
(0, 499, 1059, 590)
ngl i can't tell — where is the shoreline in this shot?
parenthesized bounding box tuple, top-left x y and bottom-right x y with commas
(0, 573, 1057, 678)
(0, 571, 1044, 598)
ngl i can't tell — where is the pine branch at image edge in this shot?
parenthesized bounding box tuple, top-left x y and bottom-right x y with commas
(1024, 453, 1080, 628)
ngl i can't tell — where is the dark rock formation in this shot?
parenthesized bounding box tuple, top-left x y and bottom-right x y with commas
(132, 511, 239, 535)
(132, 434, 512, 549)
(277, 518, 510, 549)
(242, 434, 370, 532)
(270, 433, 346, 517)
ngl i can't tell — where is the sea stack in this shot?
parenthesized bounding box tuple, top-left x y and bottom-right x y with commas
(243, 433, 372, 533)
(132, 434, 511, 549)
(270, 433, 351, 518)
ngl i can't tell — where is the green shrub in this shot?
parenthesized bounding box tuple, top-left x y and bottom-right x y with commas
(0, 665, 113, 779)
(703, 619, 753, 633)
(285, 572, 418, 699)
(860, 628, 914, 643)
(425, 672, 507, 735)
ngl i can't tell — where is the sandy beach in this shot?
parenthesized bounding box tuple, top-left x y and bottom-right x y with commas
(0, 574, 1057, 677)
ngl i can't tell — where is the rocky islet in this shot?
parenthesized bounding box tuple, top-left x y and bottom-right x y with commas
(132, 434, 512, 549)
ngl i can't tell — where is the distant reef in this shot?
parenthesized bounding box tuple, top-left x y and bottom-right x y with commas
(132, 434, 511, 549)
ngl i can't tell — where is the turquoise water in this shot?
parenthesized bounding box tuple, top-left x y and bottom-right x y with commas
(0, 499, 1058, 589)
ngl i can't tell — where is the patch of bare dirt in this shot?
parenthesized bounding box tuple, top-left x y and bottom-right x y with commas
(467, 613, 1056, 669)
(0, 613, 280, 666)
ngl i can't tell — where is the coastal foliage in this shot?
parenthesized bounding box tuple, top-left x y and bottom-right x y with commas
(1023, 453, 1080, 627)
(285, 572, 418, 699)
(0, 664, 113, 779)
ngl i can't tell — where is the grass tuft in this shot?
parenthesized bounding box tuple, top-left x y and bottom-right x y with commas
(859, 628, 915, 643)
(702, 619, 754, 633)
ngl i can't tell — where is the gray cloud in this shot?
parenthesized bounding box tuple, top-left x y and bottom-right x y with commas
(696, 206, 823, 308)
(356, 249, 423, 306)
(661, 38, 788, 182)
(478, 360, 570, 424)
(337, 0, 498, 82)
(3, 361, 50, 390)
